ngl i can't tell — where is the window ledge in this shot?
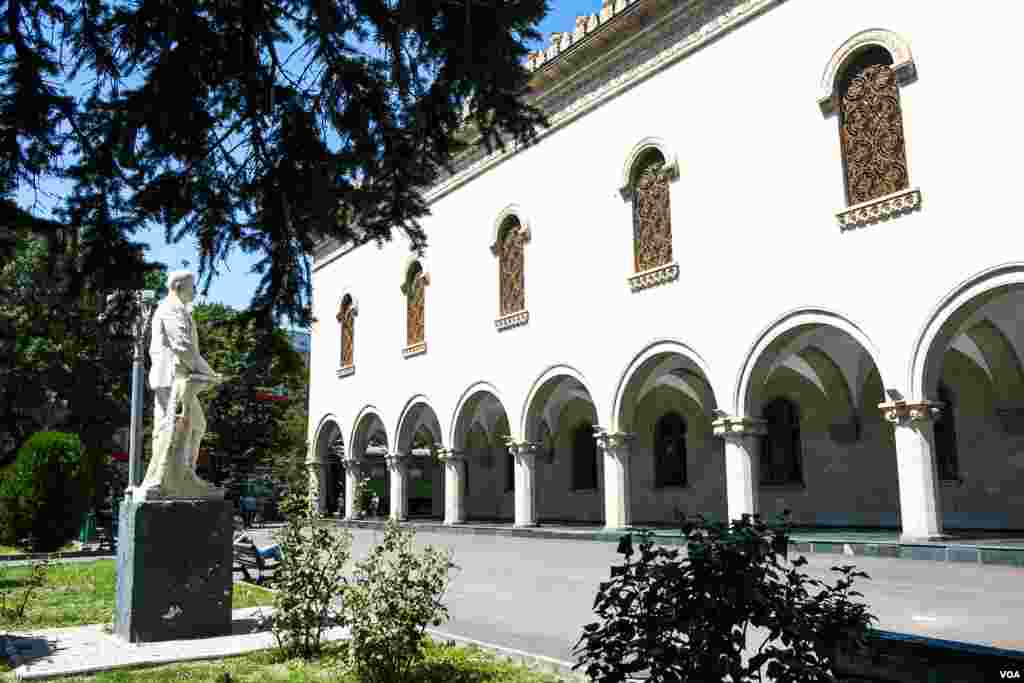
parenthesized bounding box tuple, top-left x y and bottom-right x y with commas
(336, 364, 355, 379)
(402, 342, 427, 358)
(569, 487, 601, 495)
(628, 261, 679, 292)
(495, 309, 529, 331)
(654, 483, 689, 490)
(837, 187, 921, 230)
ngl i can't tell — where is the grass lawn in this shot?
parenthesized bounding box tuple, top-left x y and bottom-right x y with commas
(2, 640, 564, 682)
(0, 560, 274, 630)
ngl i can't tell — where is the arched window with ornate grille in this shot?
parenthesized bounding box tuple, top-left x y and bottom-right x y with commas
(820, 31, 921, 229)
(499, 217, 525, 314)
(654, 412, 687, 488)
(620, 139, 680, 292)
(402, 261, 428, 357)
(839, 47, 908, 206)
(338, 294, 354, 369)
(631, 149, 673, 273)
(760, 397, 803, 485)
(491, 208, 531, 331)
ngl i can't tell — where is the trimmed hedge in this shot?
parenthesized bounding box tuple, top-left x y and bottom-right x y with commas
(0, 432, 95, 551)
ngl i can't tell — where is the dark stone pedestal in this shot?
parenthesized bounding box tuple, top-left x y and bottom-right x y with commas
(114, 497, 233, 643)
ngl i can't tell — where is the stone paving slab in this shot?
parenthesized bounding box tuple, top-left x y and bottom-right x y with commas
(7, 607, 349, 681)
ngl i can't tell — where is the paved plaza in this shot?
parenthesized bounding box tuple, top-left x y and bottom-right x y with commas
(6, 524, 1024, 680)
(249, 525, 1024, 663)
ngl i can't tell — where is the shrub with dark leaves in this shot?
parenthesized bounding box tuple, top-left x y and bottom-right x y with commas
(573, 511, 877, 682)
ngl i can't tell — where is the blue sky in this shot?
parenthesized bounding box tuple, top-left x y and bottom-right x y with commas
(14, 1, 599, 318)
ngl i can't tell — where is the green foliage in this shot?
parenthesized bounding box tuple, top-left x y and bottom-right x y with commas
(0, 432, 98, 551)
(4, 0, 550, 327)
(265, 489, 352, 661)
(343, 518, 456, 683)
(0, 205, 157, 469)
(354, 475, 374, 516)
(573, 511, 877, 683)
(0, 556, 51, 635)
(190, 303, 307, 487)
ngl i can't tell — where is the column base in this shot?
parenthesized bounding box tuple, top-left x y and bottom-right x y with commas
(513, 522, 539, 529)
(899, 533, 953, 544)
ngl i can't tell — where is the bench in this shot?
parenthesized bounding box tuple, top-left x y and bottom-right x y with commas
(232, 540, 280, 585)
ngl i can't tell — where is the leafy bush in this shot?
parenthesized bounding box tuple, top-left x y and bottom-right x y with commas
(354, 475, 373, 516)
(574, 511, 877, 682)
(343, 518, 456, 683)
(1, 432, 95, 551)
(265, 488, 351, 660)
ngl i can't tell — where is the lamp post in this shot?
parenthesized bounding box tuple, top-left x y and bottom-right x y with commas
(121, 290, 156, 490)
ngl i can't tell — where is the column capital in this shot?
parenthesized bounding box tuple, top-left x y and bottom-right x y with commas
(505, 439, 541, 464)
(436, 447, 465, 464)
(385, 453, 408, 471)
(712, 415, 767, 437)
(592, 427, 634, 450)
(879, 400, 943, 425)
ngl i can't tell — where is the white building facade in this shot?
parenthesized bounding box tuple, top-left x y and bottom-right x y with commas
(307, 0, 1024, 541)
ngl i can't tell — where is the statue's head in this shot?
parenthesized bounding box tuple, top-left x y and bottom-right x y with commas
(167, 270, 196, 304)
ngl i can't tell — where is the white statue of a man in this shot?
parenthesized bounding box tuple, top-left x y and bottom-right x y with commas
(136, 270, 225, 500)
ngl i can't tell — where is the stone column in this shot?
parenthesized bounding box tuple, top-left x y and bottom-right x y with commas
(712, 415, 767, 524)
(437, 448, 466, 525)
(880, 400, 946, 541)
(594, 428, 634, 530)
(386, 453, 409, 522)
(305, 454, 325, 516)
(507, 440, 540, 527)
(344, 458, 364, 520)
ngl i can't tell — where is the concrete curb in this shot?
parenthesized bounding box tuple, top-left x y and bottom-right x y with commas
(324, 519, 1024, 567)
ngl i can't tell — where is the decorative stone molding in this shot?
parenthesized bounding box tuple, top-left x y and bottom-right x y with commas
(628, 261, 679, 292)
(402, 341, 427, 358)
(818, 29, 917, 117)
(619, 137, 681, 201)
(385, 454, 408, 472)
(495, 309, 529, 331)
(593, 428, 634, 463)
(336, 293, 359, 317)
(505, 439, 541, 464)
(400, 270, 430, 295)
(489, 213, 532, 256)
(424, 0, 781, 205)
(878, 400, 943, 425)
(336, 364, 355, 379)
(435, 448, 466, 469)
(837, 187, 921, 230)
(712, 415, 768, 438)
